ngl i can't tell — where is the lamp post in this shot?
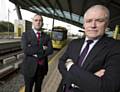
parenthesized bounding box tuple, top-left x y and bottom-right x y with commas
(7, 8, 16, 39)
(8, 9, 10, 39)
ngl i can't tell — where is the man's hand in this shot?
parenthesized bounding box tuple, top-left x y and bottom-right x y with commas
(43, 46, 48, 50)
(65, 59, 74, 71)
(94, 69, 105, 77)
(33, 54, 38, 58)
(28, 44, 31, 47)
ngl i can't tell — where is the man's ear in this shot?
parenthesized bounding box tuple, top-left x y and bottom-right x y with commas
(41, 22, 44, 27)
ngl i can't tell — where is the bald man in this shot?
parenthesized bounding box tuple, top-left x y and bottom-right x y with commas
(21, 14, 53, 92)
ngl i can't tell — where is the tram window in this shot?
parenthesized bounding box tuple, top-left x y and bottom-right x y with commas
(52, 31, 63, 40)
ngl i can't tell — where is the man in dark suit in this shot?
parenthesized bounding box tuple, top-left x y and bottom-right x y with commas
(58, 5, 120, 92)
(21, 14, 53, 92)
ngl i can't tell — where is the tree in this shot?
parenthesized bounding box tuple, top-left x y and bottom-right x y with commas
(0, 21, 14, 32)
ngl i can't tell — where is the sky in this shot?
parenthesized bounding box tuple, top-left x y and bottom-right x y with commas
(0, 0, 83, 35)
(0, 0, 8, 21)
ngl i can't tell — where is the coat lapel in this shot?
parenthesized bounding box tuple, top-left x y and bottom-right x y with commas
(74, 38, 85, 63)
(27, 29, 38, 44)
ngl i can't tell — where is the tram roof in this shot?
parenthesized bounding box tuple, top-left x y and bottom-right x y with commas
(52, 26, 68, 32)
(10, 0, 120, 30)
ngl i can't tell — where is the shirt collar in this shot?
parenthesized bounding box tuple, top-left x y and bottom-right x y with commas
(33, 28, 41, 34)
(85, 37, 99, 44)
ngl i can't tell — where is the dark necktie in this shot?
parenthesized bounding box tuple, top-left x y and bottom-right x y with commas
(37, 32, 40, 47)
(37, 31, 43, 65)
(78, 40, 93, 66)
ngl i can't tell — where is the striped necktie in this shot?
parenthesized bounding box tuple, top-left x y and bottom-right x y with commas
(78, 40, 93, 66)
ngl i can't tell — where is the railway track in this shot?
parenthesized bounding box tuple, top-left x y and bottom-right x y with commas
(0, 40, 23, 81)
(0, 52, 23, 81)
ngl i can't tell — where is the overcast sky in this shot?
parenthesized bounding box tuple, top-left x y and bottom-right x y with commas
(0, 0, 8, 21)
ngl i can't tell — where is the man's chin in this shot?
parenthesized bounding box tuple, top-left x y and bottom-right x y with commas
(35, 27, 41, 31)
(87, 35, 99, 39)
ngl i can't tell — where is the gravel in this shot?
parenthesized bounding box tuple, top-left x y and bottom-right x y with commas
(0, 71, 24, 92)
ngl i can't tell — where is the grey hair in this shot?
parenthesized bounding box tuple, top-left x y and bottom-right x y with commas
(84, 5, 110, 21)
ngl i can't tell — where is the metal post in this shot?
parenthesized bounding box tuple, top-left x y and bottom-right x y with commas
(52, 0, 57, 29)
(15, 4, 22, 20)
(8, 9, 10, 39)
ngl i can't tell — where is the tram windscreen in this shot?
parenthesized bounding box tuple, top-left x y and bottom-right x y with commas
(52, 31, 63, 40)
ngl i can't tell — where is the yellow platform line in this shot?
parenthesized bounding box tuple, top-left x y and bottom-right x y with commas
(19, 86, 25, 92)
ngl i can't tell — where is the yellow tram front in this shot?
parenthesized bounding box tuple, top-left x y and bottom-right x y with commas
(51, 26, 67, 49)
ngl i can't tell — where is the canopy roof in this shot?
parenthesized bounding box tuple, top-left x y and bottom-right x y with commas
(10, 0, 120, 30)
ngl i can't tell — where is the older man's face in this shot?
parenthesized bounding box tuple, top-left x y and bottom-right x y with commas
(83, 8, 108, 40)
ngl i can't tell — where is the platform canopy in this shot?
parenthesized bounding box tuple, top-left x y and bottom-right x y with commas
(10, 0, 120, 30)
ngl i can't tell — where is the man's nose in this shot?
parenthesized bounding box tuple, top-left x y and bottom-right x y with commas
(91, 21, 96, 28)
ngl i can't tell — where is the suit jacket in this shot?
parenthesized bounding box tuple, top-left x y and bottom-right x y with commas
(21, 29, 53, 77)
(58, 35, 120, 92)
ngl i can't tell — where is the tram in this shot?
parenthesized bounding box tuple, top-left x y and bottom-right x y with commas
(51, 26, 68, 49)
(113, 25, 120, 40)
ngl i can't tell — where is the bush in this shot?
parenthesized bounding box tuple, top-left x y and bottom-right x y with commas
(0, 21, 14, 32)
